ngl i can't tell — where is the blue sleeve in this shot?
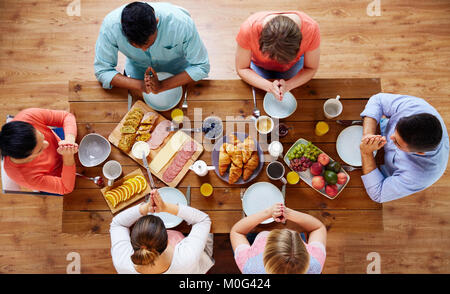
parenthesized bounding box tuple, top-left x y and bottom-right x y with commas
(182, 19, 210, 81)
(361, 168, 425, 203)
(360, 93, 404, 123)
(94, 22, 120, 89)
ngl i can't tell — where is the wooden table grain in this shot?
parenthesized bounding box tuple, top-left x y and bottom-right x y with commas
(65, 78, 383, 234)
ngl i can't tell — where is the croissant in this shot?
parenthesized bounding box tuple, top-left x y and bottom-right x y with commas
(228, 163, 243, 184)
(219, 144, 231, 176)
(225, 143, 243, 168)
(239, 136, 256, 164)
(243, 152, 259, 180)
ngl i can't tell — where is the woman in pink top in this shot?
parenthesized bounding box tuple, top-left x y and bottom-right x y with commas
(0, 108, 78, 195)
(236, 11, 320, 100)
(230, 203, 327, 274)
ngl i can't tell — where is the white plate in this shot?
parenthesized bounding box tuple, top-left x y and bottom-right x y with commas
(336, 125, 376, 167)
(152, 187, 187, 229)
(242, 182, 284, 224)
(142, 72, 183, 111)
(263, 91, 298, 119)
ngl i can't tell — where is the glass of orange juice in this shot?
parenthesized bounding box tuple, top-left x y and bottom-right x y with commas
(200, 183, 213, 197)
(171, 108, 184, 124)
(287, 171, 300, 184)
(315, 121, 329, 136)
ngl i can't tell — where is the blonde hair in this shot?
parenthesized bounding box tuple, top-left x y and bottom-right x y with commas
(259, 15, 302, 64)
(263, 229, 310, 274)
(130, 215, 168, 266)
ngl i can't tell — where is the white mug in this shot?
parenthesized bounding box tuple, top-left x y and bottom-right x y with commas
(189, 160, 215, 177)
(323, 95, 343, 119)
(266, 161, 287, 184)
(268, 141, 283, 159)
(103, 160, 122, 186)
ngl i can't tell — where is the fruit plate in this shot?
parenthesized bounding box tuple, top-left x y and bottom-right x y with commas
(283, 138, 350, 200)
(100, 168, 151, 214)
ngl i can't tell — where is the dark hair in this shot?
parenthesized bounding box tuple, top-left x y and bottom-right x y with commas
(121, 2, 157, 46)
(259, 15, 302, 64)
(396, 113, 443, 152)
(130, 215, 167, 266)
(0, 121, 37, 159)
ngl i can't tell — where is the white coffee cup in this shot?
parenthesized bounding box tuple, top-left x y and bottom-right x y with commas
(323, 95, 343, 119)
(268, 141, 283, 159)
(103, 160, 122, 186)
(255, 115, 274, 135)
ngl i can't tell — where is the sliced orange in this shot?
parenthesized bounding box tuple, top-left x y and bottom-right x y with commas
(114, 187, 125, 203)
(105, 194, 117, 207)
(124, 180, 136, 196)
(129, 178, 142, 194)
(134, 175, 147, 193)
(117, 186, 129, 202)
(122, 183, 133, 200)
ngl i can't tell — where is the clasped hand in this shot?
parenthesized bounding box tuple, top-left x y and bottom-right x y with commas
(143, 67, 162, 94)
(269, 79, 290, 101)
(141, 189, 166, 214)
(360, 134, 387, 155)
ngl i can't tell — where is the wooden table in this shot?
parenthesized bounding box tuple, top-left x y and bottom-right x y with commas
(63, 78, 384, 235)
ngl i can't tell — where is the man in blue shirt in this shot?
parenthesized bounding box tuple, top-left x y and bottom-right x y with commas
(94, 2, 210, 94)
(359, 93, 449, 203)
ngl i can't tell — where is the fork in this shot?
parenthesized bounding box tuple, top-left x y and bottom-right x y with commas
(342, 165, 362, 172)
(182, 87, 188, 109)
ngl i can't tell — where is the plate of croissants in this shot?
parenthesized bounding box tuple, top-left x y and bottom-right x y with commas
(212, 133, 264, 184)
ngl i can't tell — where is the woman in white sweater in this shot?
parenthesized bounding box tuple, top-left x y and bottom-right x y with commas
(110, 189, 214, 274)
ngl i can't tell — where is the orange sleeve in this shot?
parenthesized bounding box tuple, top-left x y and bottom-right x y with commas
(26, 164, 76, 195)
(15, 108, 77, 137)
(305, 21, 321, 52)
(236, 18, 254, 50)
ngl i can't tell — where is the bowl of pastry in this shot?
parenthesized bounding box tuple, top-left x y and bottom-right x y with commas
(211, 133, 264, 184)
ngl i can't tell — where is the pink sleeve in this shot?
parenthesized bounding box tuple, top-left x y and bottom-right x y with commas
(16, 108, 77, 137)
(26, 165, 76, 195)
(234, 244, 251, 272)
(306, 241, 326, 269)
(305, 22, 320, 52)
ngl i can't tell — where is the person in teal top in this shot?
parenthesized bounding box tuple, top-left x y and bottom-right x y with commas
(94, 2, 210, 94)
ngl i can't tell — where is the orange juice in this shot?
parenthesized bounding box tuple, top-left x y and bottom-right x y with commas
(287, 171, 300, 184)
(171, 108, 184, 123)
(315, 121, 329, 136)
(200, 183, 213, 197)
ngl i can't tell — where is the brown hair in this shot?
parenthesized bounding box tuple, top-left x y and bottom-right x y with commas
(259, 15, 302, 64)
(130, 215, 168, 266)
(263, 229, 310, 274)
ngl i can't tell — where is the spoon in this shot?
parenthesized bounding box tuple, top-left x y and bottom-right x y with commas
(76, 173, 105, 188)
(251, 87, 260, 119)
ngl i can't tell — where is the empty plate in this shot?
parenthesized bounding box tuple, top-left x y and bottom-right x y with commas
(336, 125, 377, 167)
(78, 133, 111, 167)
(152, 187, 187, 229)
(263, 91, 298, 119)
(242, 182, 284, 224)
(142, 72, 183, 111)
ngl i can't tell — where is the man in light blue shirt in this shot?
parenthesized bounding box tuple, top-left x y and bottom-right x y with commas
(94, 2, 210, 94)
(359, 93, 449, 203)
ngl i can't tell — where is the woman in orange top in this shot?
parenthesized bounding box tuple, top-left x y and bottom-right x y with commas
(0, 108, 78, 195)
(235, 11, 320, 100)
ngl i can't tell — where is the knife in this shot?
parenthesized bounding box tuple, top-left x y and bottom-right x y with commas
(186, 185, 191, 206)
(336, 120, 363, 126)
(281, 184, 286, 201)
(127, 74, 132, 111)
(141, 150, 156, 190)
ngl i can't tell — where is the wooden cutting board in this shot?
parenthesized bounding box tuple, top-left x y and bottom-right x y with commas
(108, 100, 203, 187)
(101, 168, 151, 214)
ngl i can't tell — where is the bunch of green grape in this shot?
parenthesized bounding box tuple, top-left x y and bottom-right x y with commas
(288, 141, 321, 162)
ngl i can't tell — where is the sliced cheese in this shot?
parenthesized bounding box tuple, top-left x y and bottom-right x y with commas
(149, 131, 189, 173)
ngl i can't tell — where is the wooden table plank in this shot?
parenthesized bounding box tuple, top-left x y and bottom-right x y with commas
(70, 99, 368, 123)
(62, 209, 383, 234)
(64, 185, 379, 211)
(68, 79, 381, 102)
(69, 81, 128, 102)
